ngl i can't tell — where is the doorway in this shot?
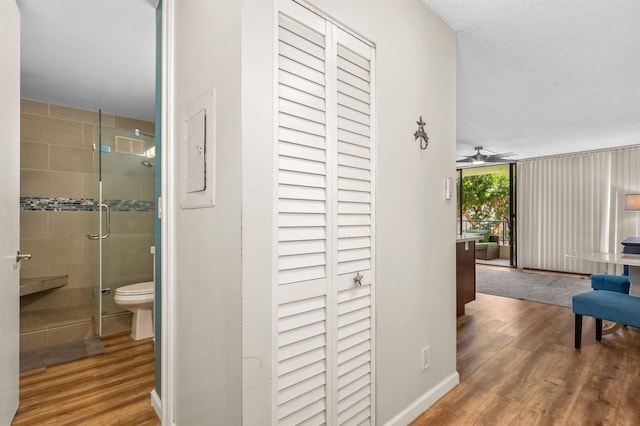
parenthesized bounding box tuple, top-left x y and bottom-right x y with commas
(457, 163, 517, 268)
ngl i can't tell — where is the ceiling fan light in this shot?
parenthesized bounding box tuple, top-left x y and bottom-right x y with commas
(472, 160, 485, 165)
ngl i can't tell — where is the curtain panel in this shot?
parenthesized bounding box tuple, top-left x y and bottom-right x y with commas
(517, 145, 640, 274)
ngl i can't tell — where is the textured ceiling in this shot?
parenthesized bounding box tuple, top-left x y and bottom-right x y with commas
(18, 1, 640, 155)
(422, 0, 640, 161)
(19, 0, 156, 122)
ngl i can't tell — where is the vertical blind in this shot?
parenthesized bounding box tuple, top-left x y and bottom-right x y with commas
(517, 145, 640, 274)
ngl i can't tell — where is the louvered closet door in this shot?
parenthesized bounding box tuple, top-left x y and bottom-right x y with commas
(276, 1, 375, 425)
(333, 28, 374, 426)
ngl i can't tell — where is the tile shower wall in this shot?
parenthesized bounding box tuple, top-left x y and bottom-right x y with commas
(19, 99, 155, 348)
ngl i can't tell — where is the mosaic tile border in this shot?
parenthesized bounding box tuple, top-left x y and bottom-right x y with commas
(20, 197, 154, 212)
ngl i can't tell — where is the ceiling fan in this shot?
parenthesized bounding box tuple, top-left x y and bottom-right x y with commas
(456, 146, 516, 165)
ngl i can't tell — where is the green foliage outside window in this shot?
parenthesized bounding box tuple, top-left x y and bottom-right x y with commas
(461, 173, 510, 235)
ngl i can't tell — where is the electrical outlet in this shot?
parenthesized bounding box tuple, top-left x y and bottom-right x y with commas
(422, 346, 430, 371)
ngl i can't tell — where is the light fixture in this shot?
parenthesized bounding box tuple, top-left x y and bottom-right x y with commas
(624, 194, 640, 211)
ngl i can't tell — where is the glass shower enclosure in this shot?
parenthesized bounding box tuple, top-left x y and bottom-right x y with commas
(91, 111, 155, 335)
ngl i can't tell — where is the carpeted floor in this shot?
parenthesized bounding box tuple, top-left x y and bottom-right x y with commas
(476, 265, 591, 307)
(20, 337, 104, 372)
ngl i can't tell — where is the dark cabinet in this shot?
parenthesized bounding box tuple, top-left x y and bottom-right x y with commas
(456, 240, 476, 316)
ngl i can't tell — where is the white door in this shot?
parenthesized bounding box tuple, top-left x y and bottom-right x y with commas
(0, 0, 22, 424)
(275, 2, 376, 424)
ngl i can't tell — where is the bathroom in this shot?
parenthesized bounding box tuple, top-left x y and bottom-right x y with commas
(17, 0, 158, 367)
(19, 102, 156, 364)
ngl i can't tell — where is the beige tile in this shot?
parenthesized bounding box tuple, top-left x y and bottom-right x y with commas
(50, 263, 96, 290)
(21, 114, 83, 146)
(20, 330, 48, 352)
(50, 145, 93, 173)
(20, 211, 49, 239)
(19, 265, 51, 280)
(82, 173, 98, 199)
(21, 99, 49, 116)
(47, 321, 97, 346)
(100, 151, 115, 176)
(101, 313, 132, 336)
(20, 288, 92, 313)
(49, 211, 93, 237)
(113, 153, 154, 179)
(20, 236, 84, 266)
(140, 178, 155, 201)
(114, 116, 155, 135)
(21, 170, 84, 198)
(101, 113, 115, 128)
(110, 211, 155, 234)
(49, 104, 99, 124)
(102, 174, 140, 200)
(83, 123, 98, 148)
(21, 141, 49, 170)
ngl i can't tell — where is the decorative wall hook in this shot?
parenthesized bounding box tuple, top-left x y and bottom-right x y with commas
(414, 116, 429, 150)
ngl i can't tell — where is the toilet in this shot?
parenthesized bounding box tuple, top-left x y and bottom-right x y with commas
(114, 246, 155, 340)
(115, 281, 154, 340)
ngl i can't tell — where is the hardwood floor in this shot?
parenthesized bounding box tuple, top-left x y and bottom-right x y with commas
(12, 333, 159, 426)
(412, 292, 640, 425)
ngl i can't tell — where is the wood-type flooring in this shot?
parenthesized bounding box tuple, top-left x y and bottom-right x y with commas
(12, 333, 159, 426)
(412, 292, 640, 425)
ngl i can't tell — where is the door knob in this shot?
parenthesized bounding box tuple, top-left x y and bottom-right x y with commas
(16, 251, 32, 263)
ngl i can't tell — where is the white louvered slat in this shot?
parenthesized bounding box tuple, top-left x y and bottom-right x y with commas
(279, 113, 326, 136)
(279, 398, 326, 426)
(279, 334, 327, 362)
(279, 70, 326, 99)
(280, 141, 326, 162)
(278, 359, 325, 391)
(338, 141, 370, 159)
(279, 97, 326, 124)
(338, 92, 370, 115)
(279, 346, 326, 377)
(277, 6, 330, 424)
(279, 28, 325, 61)
(279, 266, 326, 285)
(279, 51, 325, 84)
(337, 81, 369, 104)
(278, 385, 326, 421)
(279, 372, 326, 405)
(337, 129, 370, 148)
(279, 240, 326, 257)
(337, 104, 369, 126)
(280, 85, 326, 113)
(276, 3, 375, 424)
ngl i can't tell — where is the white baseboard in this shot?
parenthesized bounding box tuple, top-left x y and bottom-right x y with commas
(151, 388, 162, 420)
(383, 371, 460, 426)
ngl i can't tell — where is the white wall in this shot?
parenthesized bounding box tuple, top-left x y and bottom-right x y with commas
(171, 0, 243, 423)
(241, 0, 458, 424)
(309, 1, 458, 423)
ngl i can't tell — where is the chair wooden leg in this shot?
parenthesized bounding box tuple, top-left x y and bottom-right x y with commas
(596, 318, 603, 341)
(575, 314, 582, 349)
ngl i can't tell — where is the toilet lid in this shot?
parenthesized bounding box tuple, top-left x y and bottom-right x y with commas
(115, 281, 154, 296)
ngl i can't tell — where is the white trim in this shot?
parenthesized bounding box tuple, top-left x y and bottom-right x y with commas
(292, 0, 375, 48)
(270, 2, 279, 424)
(160, 0, 176, 424)
(382, 372, 460, 426)
(325, 20, 338, 426)
(368, 41, 377, 426)
(150, 389, 162, 419)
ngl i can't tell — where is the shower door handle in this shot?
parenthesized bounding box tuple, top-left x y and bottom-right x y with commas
(87, 203, 111, 240)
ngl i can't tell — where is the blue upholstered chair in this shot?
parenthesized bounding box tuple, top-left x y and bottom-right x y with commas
(590, 274, 630, 294)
